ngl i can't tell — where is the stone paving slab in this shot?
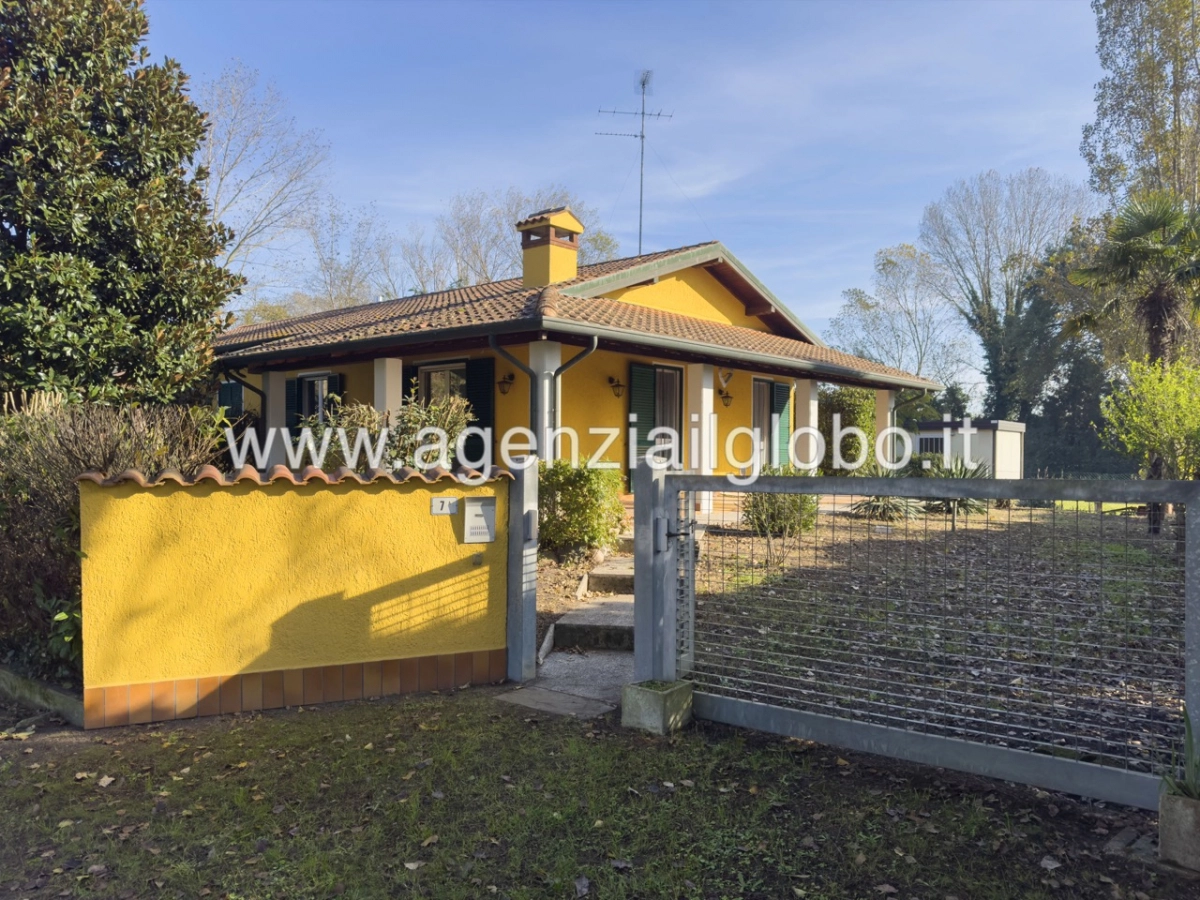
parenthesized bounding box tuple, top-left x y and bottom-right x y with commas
(495, 650, 634, 719)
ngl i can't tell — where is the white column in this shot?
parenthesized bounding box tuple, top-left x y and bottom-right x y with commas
(373, 357, 403, 423)
(263, 370, 288, 469)
(793, 379, 819, 469)
(527, 341, 561, 461)
(874, 388, 896, 464)
(686, 363, 714, 513)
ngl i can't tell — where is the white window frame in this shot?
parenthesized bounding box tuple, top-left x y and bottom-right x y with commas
(418, 362, 467, 404)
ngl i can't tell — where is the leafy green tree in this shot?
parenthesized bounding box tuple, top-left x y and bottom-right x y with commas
(933, 385, 970, 419)
(0, 0, 241, 402)
(1100, 358, 1200, 479)
(1083, 0, 1200, 205)
(1069, 192, 1200, 364)
(1025, 336, 1131, 477)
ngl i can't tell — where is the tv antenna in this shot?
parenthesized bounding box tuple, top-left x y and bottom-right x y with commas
(598, 70, 672, 254)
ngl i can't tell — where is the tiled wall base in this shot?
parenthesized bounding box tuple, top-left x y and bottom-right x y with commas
(82, 649, 508, 729)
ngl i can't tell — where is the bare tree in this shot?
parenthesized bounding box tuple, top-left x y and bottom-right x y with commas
(919, 168, 1095, 419)
(831, 245, 971, 387)
(298, 198, 389, 312)
(376, 186, 622, 294)
(196, 61, 329, 282)
(377, 224, 455, 297)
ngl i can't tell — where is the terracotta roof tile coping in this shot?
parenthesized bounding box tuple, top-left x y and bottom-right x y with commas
(76, 464, 514, 488)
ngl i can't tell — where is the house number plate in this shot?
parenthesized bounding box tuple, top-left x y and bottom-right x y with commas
(431, 497, 459, 515)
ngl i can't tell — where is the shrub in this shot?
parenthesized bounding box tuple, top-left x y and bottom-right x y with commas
(848, 461, 922, 521)
(818, 385, 875, 474)
(297, 392, 473, 470)
(0, 393, 228, 686)
(538, 461, 625, 553)
(923, 458, 992, 516)
(742, 466, 819, 568)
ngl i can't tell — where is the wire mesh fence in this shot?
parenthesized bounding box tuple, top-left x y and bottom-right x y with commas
(668, 477, 1189, 787)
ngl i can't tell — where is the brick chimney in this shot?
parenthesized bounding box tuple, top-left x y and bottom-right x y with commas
(515, 207, 585, 287)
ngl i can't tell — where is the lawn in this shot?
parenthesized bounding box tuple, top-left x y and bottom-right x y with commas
(0, 688, 1191, 899)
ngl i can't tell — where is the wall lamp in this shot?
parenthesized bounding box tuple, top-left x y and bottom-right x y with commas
(608, 377, 625, 398)
(497, 372, 515, 395)
(718, 388, 734, 407)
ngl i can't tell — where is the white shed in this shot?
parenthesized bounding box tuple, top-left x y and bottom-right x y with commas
(913, 419, 1025, 479)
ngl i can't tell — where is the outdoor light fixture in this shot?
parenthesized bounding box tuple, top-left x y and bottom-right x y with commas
(608, 377, 625, 398)
(497, 372, 515, 395)
(718, 388, 733, 407)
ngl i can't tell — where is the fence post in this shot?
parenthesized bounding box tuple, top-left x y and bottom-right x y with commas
(634, 461, 675, 682)
(1186, 490, 1200, 735)
(507, 457, 538, 682)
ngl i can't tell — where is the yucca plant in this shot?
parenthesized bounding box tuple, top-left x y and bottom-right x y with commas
(847, 461, 922, 521)
(924, 458, 992, 516)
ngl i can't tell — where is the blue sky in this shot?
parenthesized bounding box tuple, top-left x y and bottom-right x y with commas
(146, 0, 1101, 337)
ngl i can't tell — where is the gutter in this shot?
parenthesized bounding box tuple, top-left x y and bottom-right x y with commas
(489, 333, 599, 456)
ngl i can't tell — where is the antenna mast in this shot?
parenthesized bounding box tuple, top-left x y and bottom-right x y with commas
(598, 70, 672, 254)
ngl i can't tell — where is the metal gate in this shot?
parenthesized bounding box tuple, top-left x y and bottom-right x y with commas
(633, 464, 1198, 810)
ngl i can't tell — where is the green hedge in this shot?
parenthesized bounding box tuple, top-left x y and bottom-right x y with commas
(538, 461, 625, 553)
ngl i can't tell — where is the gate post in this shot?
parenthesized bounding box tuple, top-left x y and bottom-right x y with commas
(507, 457, 538, 682)
(1186, 488, 1200, 734)
(634, 461, 676, 682)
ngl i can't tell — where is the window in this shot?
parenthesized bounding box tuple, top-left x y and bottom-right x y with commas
(419, 363, 466, 404)
(919, 436, 944, 455)
(287, 372, 342, 426)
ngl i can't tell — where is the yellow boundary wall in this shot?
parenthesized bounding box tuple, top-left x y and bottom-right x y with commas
(78, 476, 509, 727)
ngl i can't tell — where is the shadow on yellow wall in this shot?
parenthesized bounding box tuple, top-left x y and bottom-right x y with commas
(79, 479, 509, 688)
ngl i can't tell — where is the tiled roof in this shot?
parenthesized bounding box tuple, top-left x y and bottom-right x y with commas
(215, 241, 939, 389)
(77, 464, 512, 488)
(216, 244, 713, 353)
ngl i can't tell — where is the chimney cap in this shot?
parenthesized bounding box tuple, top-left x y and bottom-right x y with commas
(515, 206, 585, 234)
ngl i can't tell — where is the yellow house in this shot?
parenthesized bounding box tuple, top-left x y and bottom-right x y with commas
(214, 207, 938, 479)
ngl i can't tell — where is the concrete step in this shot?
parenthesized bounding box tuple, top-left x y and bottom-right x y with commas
(587, 557, 634, 594)
(617, 532, 634, 555)
(554, 595, 634, 651)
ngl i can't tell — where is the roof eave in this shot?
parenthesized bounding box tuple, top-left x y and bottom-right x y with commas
(542, 318, 940, 392)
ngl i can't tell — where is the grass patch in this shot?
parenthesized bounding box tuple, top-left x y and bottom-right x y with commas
(0, 690, 1188, 899)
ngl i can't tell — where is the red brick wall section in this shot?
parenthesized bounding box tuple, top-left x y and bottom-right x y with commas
(82, 650, 507, 730)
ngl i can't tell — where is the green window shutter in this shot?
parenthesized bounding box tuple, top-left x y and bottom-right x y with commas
(218, 382, 244, 416)
(772, 382, 792, 467)
(284, 378, 299, 430)
(402, 364, 419, 401)
(629, 362, 657, 465)
(462, 357, 494, 465)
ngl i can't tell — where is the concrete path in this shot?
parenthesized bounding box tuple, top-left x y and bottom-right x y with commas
(496, 649, 633, 719)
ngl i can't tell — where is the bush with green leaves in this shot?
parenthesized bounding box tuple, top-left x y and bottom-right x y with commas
(1100, 358, 1200, 479)
(297, 392, 473, 471)
(538, 461, 625, 554)
(818, 385, 875, 473)
(742, 466, 820, 568)
(0, 393, 229, 686)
